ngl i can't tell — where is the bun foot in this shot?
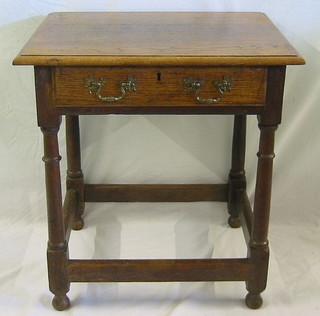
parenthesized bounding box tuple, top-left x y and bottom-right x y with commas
(72, 215, 84, 230)
(228, 215, 241, 228)
(245, 292, 263, 309)
(52, 294, 70, 311)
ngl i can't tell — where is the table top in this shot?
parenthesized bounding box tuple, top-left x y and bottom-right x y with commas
(13, 12, 304, 66)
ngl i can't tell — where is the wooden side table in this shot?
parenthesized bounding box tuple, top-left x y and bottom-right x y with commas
(13, 12, 304, 310)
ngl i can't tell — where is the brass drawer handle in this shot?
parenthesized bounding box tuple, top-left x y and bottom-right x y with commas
(184, 76, 233, 104)
(85, 75, 137, 102)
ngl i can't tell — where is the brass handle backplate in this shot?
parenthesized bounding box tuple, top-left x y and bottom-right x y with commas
(85, 75, 137, 102)
(184, 76, 233, 104)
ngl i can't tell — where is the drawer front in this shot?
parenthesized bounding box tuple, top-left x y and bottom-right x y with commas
(54, 67, 266, 107)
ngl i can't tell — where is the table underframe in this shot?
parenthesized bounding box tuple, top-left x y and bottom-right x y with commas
(38, 66, 285, 311)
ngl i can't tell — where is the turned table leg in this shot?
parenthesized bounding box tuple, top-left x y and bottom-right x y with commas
(41, 126, 70, 311)
(66, 115, 85, 230)
(228, 115, 247, 228)
(245, 123, 277, 309)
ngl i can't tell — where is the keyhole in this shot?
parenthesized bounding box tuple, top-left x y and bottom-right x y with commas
(157, 72, 162, 81)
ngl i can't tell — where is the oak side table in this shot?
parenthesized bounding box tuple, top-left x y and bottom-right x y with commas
(13, 12, 304, 311)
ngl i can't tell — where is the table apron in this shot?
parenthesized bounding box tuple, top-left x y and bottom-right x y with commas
(53, 66, 267, 108)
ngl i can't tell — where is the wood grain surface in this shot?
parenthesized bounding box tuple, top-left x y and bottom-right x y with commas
(54, 66, 266, 107)
(13, 12, 305, 66)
